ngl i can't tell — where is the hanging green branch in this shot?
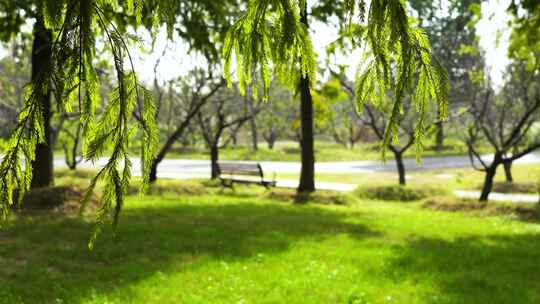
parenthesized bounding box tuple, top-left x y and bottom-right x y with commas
(223, 0, 316, 99)
(356, 12, 449, 161)
(0, 85, 44, 221)
(223, 0, 449, 160)
(0, 0, 157, 247)
(335, 0, 449, 161)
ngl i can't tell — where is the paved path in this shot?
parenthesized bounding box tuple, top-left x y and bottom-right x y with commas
(275, 179, 358, 192)
(54, 153, 540, 200)
(55, 152, 540, 176)
(454, 191, 539, 204)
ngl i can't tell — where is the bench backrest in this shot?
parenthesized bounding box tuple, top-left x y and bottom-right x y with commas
(217, 162, 264, 178)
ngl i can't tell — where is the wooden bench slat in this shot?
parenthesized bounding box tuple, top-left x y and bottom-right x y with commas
(219, 172, 262, 176)
(219, 170, 261, 175)
(218, 165, 260, 169)
(218, 165, 260, 170)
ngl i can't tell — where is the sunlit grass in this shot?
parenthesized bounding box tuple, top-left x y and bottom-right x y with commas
(1, 191, 540, 303)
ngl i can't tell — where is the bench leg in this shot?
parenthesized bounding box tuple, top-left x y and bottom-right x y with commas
(220, 179, 235, 189)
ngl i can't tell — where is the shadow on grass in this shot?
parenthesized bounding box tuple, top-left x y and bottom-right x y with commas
(386, 234, 540, 303)
(0, 198, 375, 303)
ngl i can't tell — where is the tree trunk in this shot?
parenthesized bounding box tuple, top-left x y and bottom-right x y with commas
(67, 123, 82, 170)
(210, 145, 219, 179)
(149, 135, 177, 183)
(480, 165, 498, 202)
(395, 152, 406, 185)
(249, 120, 258, 150)
(30, 17, 54, 189)
(246, 90, 258, 151)
(297, 3, 315, 193)
(268, 138, 275, 150)
(434, 105, 444, 150)
(348, 125, 356, 149)
(148, 88, 214, 182)
(435, 121, 444, 151)
(503, 161, 513, 183)
(149, 119, 196, 182)
(265, 131, 277, 150)
(149, 160, 159, 183)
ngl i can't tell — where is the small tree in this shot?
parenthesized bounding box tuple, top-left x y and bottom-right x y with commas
(322, 79, 366, 149)
(147, 69, 225, 182)
(197, 86, 263, 179)
(338, 77, 436, 185)
(256, 82, 297, 149)
(466, 63, 540, 201)
(328, 101, 365, 149)
(361, 103, 418, 185)
(59, 118, 83, 170)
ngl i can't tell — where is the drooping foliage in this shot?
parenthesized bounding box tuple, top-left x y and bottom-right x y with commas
(355, 20, 449, 160)
(408, 0, 483, 149)
(0, 0, 158, 248)
(223, 0, 317, 99)
(223, 0, 449, 160)
(0, 0, 242, 244)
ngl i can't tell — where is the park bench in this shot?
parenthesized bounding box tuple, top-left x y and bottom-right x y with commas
(217, 162, 276, 188)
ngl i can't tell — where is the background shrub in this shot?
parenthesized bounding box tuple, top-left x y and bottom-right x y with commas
(128, 179, 208, 196)
(264, 188, 356, 205)
(355, 185, 447, 202)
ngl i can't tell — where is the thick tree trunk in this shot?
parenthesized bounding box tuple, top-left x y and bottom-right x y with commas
(503, 161, 513, 183)
(210, 145, 219, 179)
(480, 165, 498, 202)
(30, 17, 54, 189)
(298, 76, 315, 192)
(395, 152, 406, 185)
(297, 4, 315, 193)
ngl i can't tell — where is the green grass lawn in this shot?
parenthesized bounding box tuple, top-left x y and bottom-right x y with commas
(2, 190, 540, 303)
